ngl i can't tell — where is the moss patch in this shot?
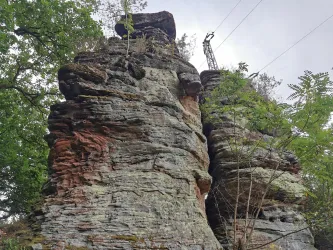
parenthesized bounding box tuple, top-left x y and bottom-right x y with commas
(111, 235, 142, 242)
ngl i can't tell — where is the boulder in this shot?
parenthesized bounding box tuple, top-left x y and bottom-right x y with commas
(115, 11, 176, 40)
(178, 72, 202, 97)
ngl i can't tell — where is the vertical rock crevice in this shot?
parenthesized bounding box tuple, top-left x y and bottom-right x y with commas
(34, 11, 221, 250)
(200, 70, 316, 250)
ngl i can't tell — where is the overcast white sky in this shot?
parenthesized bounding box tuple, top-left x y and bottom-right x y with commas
(143, 0, 333, 99)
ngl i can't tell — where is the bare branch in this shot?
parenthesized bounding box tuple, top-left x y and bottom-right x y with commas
(14, 27, 55, 54)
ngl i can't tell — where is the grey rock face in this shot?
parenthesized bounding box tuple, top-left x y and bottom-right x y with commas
(31, 243, 43, 250)
(34, 12, 221, 250)
(200, 70, 316, 250)
(178, 72, 202, 97)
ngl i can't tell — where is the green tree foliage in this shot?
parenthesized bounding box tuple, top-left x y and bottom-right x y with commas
(201, 63, 289, 137)
(0, 0, 102, 220)
(0, 90, 48, 220)
(305, 168, 333, 248)
(286, 71, 333, 245)
(201, 64, 333, 249)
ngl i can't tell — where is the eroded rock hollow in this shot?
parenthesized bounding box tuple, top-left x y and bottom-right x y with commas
(201, 70, 316, 250)
(33, 11, 221, 249)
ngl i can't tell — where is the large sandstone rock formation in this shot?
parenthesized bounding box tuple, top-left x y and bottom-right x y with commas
(201, 70, 316, 250)
(32, 12, 220, 249)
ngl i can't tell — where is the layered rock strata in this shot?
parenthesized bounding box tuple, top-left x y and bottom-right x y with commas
(33, 12, 220, 249)
(201, 70, 316, 250)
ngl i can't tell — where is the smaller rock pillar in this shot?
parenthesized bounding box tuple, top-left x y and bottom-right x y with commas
(200, 70, 316, 250)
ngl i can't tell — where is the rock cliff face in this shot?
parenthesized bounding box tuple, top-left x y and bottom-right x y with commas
(34, 11, 220, 250)
(31, 10, 318, 250)
(201, 70, 316, 250)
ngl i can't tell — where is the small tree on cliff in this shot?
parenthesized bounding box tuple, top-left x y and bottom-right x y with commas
(176, 33, 197, 62)
(201, 64, 333, 249)
(95, 0, 147, 36)
(119, 0, 135, 56)
(249, 72, 282, 101)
